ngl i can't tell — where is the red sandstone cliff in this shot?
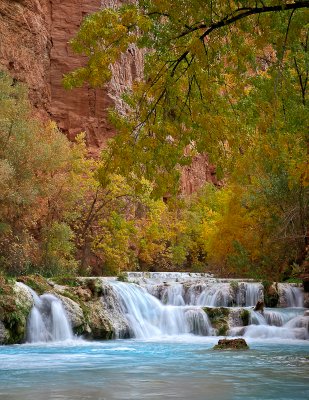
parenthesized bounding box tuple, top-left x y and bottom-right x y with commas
(0, 0, 52, 116)
(0, 0, 142, 154)
(0, 0, 215, 192)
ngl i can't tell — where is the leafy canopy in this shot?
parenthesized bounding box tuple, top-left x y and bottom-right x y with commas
(64, 1, 308, 186)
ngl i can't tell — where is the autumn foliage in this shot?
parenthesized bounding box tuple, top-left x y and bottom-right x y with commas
(1, 1, 308, 280)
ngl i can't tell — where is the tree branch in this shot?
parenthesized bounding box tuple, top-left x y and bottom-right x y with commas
(176, 2, 309, 41)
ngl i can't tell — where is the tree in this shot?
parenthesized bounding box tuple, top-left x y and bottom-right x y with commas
(63, 1, 308, 176)
(0, 72, 86, 275)
(63, 1, 308, 277)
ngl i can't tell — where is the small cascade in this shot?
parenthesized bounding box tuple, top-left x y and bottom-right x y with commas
(108, 281, 213, 339)
(238, 308, 309, 340)
(146, 281, 263, 308)
(278, 284, 304, 307)
(264, 310, 284, 327)
(250, 310, 268, 325)
(161, 283, 185, 306)
(21, 284, 73, 343)
(194, 284, 231, 306)
(243, 283, 264, 306)
(185, 309, 213, 336)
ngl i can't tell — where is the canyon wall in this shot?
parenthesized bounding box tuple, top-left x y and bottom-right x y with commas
(0, 0, 214, 191)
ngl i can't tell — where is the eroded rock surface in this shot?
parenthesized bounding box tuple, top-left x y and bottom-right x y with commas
(0, 0, 144, 156)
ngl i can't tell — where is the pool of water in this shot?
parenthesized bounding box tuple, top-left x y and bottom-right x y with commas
(0, 337, 308, 400)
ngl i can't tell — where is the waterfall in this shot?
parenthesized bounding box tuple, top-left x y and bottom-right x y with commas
(278, 284, 304, 307)
(16, 276, 307, 343)
(19, 283, 73, 343)
(105, 277, 307, 341)
(161, 283, 185, 306)
(264, 310, 284, 327)
(237, 308, 309, 340)
(146, 281, 264, 307)
(108, 281, 213, 339)
(243, 283, 264, 306)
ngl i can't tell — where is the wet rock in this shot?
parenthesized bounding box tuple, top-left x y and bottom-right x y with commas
(263, 283, 279, 307)
(203, 307, 229, 336)
(304, 310, 309, 317)
(301, 274, 309, 292)
(303, 292, 309, 308)
(86, 300, 115, 340)
(14, 282, 34, 310)
(0, 281, 34, 344)
(227, 308, 245, 328)
(0, 321, 9, 344)
(213, 338, 249, 350)
(254, 300, 265, 312)
(277, 283, 303, 307)
(55, 294, 85, 332)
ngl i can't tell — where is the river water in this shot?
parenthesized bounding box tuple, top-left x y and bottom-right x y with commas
(0, 337, 308, 400)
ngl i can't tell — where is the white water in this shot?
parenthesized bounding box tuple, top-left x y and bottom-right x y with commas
(19, 283, 73, 343)
(106, 278, 308, 341)
(18, 277, 308, 343)
(109, 281, 213, 339)
(144, 281, 264, 307)
(278, 283, 304, 307)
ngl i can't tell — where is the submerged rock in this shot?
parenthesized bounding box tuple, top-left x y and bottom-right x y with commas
(213, 338, 249, 350)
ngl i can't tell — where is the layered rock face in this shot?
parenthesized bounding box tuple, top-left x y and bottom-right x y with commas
(180, 153, 219, 194)
(0, 0, 52, 116)
(0, 0, 142, 155)
(0, 0, 214, 186)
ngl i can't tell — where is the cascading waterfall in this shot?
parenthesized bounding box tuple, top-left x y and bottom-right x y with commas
(278, 284, 304, 307)
(108, 281, 213, 339)
(16, 275, 307, 343)
(19, 283, 73, 343)
(145, 281, 264, 307)
(232, 308, 309, 340)
(104, 275, 307, 341)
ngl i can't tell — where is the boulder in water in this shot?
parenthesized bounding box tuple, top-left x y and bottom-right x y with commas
(254, 300, 265, 312)
(213, 338, 249, 350)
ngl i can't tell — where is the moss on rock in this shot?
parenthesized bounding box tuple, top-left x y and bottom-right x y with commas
(213, 338, 249, 350)
(0, 277, 33, 344)
(263, 281, 279, 307)
(17, 275, 52, 295)
(203, 307, 230, 336)
(240, 309, 250, 326)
